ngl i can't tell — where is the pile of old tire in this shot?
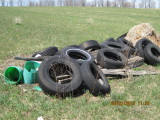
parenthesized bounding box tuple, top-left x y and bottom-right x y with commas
(135, 38, 160, 66)
(32, 36, 160, 97)
(34, 45, 111, 97)
(99, 37, 160, 67)
(34, 38, 135, 97)
(79, 38, 138, 69)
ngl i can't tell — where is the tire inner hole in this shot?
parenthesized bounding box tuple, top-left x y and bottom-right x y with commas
(124, 41, 131, 46)
(104, 52, 122, 61)
(49, 63, 73, 84)
(90, 64, 104, 85)
(151, 48, 160, 58)
(68, 52, 87, 61)
(108, 44, 122, 49)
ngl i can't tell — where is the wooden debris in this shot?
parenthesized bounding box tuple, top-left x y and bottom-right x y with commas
(99, 56, 157, 76)
(127, 56, 144, 68)
(102, 68, 160, 76)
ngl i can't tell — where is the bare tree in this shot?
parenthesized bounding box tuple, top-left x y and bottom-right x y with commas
(93, 0, 97, 7)
(150, 0, 156, 8)
(143, 0, 154, 8)
(1, 0, 5, 6)
(57, 0, 64, 6)
(123, 1, 132, 8)
(89, 1, 95, 7)
(132, 0, 137, 8)
(148, 0, 151, 8)
(39, 0, 44, 6)
(138, 0, 145, 8)
(29, 0, 35, 6)
(144, 0, 147, 8)
(43, 0, 49, 6)
(118, 0, 126, 7)
(80, 0, 86, 6)
(51, 0, 56, 6)
(98, 0, 104, 7)
(18, 0, 23, 6)
(35, 2, 40, 6)
(47, 0, 55, 6)
(39, 0, 55, 6)
(113, 0, 117, 7)
(138, 0, 147, 8)
(158, 0, 160, 8)
(64, 0, 74, 6)
(148, 0, 156, 8)
(86, 1, 91, 6)
(72, 0, 78, 6)
(9, 0, 13, 6)
(105, 0, 111, 7)
(97, 0, 100, 7)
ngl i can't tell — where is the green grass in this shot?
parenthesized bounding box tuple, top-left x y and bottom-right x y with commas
(0, 7, 160, 120)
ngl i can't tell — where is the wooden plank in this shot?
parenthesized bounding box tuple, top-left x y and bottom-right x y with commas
(58, 78, 72, 84)
(56, 75, 70, 79)
(127, 56, 144, 63)
(102, 69, 160, 76)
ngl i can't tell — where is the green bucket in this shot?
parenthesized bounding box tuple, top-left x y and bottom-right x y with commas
(23, 61, 40, 84)
(4, 66, 23, 84)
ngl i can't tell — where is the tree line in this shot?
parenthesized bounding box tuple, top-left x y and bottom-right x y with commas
(1, 0, 160, 9)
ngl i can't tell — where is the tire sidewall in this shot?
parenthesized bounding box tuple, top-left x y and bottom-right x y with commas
(81, 62, 110, 95)
(60, 48, 95, 64)
(38, 56, 82, 94)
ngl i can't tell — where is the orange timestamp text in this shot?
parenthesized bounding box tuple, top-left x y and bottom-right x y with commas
(111, 101, 150, 105)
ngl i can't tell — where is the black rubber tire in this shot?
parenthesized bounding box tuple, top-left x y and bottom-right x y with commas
(116, 32, 128, 40)
(81, 62, 111, 95)
(101, 41, 126, 51)
(58, 47, 95, 64)
(38, 56, 83, 96)
(66, 45, 80, 48)
(97, 48, 127, 69)
(144, 43, 160, 65)
(116, 37, 133, 48)
(128, 48, 139, 58)
(55, 46, 79, 56)
(104, 38, 115, 43)
(135, 38, 153, 58)
(101, 38, 115, 46)
(32, 46, 58, 57)
(79, 40, 101, 50)
(117, 38, 138, 57)
(101, 41, 131, 57)
(55, 46, 80, 55)
(89, 49, 99, 59)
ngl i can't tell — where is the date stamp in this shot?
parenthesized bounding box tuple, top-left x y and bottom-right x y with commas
(111, 101, 150, 105)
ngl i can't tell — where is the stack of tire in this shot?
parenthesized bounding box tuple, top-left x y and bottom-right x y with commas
(135, 38, 160, 66)
(97, 37, 137, 69)
(33, 43, 111, 97)
(32, 35, 160, 97)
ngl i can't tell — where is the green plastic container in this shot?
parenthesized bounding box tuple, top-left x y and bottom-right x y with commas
(4, 66, 23, 84)
(23, 61, 40, 84)
(33, 86, 42, 91)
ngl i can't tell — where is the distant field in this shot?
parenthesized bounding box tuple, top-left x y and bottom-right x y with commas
(0, 7, 160, 120)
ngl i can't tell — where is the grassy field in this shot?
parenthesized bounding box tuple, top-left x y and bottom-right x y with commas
(0, 7, 160, 120)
